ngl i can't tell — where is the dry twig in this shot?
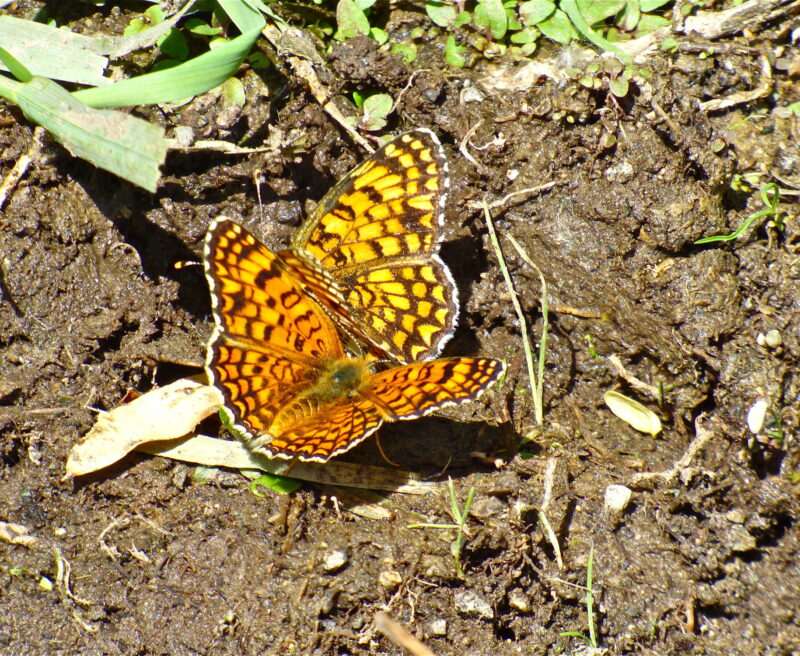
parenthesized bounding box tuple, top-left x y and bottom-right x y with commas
(374, 612, 436, 656)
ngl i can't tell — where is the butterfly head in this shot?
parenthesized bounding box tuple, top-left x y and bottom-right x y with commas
(299, 356, 372, 403)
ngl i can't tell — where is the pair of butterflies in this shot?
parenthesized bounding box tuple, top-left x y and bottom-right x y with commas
(204, 130, 504, 462)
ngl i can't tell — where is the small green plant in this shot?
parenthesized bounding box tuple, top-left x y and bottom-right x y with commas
(352, 91, 393, 131)
(729, 172, 763, 193)
(561, 546, 599, 647)
(660, 36, 679, 53)
(336, 0, 675, 69)
(695, 183, 784, 244)
(764, 409, 785, 448)
(250, 473, 303, 495)
(408, 478, 475, 577)
(583, 334, 599, 359)
(565, 57, 652, 100)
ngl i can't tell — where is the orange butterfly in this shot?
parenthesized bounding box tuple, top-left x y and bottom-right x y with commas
(204, 218, 504, 462)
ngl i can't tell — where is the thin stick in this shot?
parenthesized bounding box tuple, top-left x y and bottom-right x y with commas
(459, 120, 486, 173)
(466, 181, 562, 211)
(262, 25, 372, 153)
(631, 414, 716, 485)
(483, 201, 542, 425)
(0, 127, 44, 210)
(374, 612, 436, 656)
(506, 233, 549, 424)
(608, 354, 661, 400)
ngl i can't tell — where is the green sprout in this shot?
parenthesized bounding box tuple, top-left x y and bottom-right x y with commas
(408, 478, 476, 577)
(695, 183, 783, 244)
(561, 546, 599, 647)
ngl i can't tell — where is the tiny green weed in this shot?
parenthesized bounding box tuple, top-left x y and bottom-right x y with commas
(695, 183, 784, 244)
(561, 546, 599, 647)
(408, 478, 476, 577)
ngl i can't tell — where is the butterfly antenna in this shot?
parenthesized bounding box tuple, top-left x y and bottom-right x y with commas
(374, 433, 400, 468)
(282, 454, 300, 476)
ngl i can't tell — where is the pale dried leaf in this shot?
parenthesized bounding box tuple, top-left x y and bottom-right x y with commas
(604, 390, 662, 436)
(65, 379, 222, 478)
(140, 435, 435, 495)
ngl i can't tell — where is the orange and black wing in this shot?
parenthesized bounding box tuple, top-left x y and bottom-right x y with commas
(204, 218, 344, 443)
(288, 130, 458, 364)
(364, 357, 505, 421)
(262, 392, 384, 462)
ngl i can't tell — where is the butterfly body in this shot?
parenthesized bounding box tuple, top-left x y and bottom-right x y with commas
(295, 357, 372, 404)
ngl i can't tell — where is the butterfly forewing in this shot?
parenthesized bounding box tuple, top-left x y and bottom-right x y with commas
(289, 130, 458, 364)
(204, 218, 345, 440)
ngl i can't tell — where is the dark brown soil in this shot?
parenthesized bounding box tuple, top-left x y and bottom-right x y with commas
(2, 3, 799, 655)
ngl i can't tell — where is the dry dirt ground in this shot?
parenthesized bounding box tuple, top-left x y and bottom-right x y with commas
(1, 3, 799, 656)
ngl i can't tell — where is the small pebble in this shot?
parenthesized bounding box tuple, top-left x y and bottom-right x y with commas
(317, 590, 338, 617)
(747, 397, 769, 433)
(725, 508, 747, 524)
(427, 619, 447, 636)
(470, 496, 505, 520)
(454, 590, 494, 620)
(173, 126, 195, 147)
(726, 525, 756, 553)
(604, 484, 633, 516)
(419, 554, 450, 578)
(378, 570, 402, 588)
(322, 550, 348, 573)
(508, 589, 530, 613)
(765, 329, 782, 348)
(421, 86, 441, 103)
(461, 84, 486, 103)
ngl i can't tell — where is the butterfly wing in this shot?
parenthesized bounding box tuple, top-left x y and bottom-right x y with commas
(364, 357, 505, 421)
(260, 393, 383, 462)
(204, 218, 345, 442)
(245, 356, 505, 462)
(288, 129, 458, 364)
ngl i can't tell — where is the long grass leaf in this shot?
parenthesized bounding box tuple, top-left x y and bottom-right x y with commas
(0, 16, 110, 86)
(217, 0, 268, 32)
(16, 77, 167, 191)
(72, 28, 261, 108)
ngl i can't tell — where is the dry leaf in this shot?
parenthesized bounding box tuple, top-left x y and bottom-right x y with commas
(604, 390, 662, 437)
(65, 378, 222, 478)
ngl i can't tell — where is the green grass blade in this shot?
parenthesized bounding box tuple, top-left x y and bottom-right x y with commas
(561, 0, 632, 62)
(695, 183, 780, 244)
(217, 0, 268, 32)
(0, 47, 33, 83)
(15, 76, 167, 191)
(0, 16, 110, 86)
(72, 27, 261, 108)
